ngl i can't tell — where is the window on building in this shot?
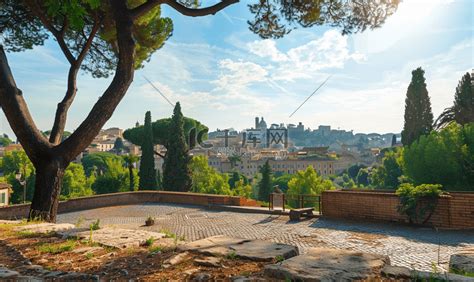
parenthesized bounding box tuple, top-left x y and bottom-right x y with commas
(0, 192, 5, 204)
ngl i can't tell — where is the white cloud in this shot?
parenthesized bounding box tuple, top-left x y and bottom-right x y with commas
(247, 39, 288, 62)
(247, 30, 365, 82)
(213, 59, 269, 91)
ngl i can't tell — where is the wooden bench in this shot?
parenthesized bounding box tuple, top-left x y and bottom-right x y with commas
(289, 208, 314, 221)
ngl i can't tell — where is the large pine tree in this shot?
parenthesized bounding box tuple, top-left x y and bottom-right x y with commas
(401, 67, 434, 146)
(436, 72, 474, 128)
(258, 160, 273, 201)
(162, 102, 192, 192)
(138, 111, 158, 190)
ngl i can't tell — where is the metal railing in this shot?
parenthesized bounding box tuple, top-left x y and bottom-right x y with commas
(269, 193, 321, 214)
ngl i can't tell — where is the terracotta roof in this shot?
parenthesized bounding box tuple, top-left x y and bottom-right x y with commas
(0, 183, 11, 189)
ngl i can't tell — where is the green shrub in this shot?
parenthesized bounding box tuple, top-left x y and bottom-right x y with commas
(396, 183, 443, 224)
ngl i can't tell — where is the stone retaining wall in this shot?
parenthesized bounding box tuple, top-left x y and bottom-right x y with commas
(0, 191, 260, 220)
(321, 190, 474, 229)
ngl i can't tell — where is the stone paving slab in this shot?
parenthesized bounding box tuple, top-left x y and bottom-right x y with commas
(179, 235, 298, 261)
(60, 227, 166, 249)
(264, 247, 390, 281)
(57, 203, 474, 271)
(15, 223, 75, 233)
(0, 220, 22, 224)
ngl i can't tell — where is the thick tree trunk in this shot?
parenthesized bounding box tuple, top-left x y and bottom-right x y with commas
(29, 159, 66, 222)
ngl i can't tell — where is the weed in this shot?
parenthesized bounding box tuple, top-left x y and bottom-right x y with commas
(16, 230, 38, 238)
(144, 237, 155, 247)
(275, 255, 285, 263)
(37, 240, 77, 254)
(451, 267, 474, 277)
(89, 219, 100, 231)
(149, 246, 162, 254)
(85, 252, 94, 260)
(75, 217, 84, 228)
(226, 251, 237, 260)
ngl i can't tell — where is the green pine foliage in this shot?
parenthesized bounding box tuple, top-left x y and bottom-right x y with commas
(257, 160, 273, 201)
(162, 103, 192, 192)
(436, 72, 474, 128)
(401, 67, 434, 146)
(138, 111, 158, 190)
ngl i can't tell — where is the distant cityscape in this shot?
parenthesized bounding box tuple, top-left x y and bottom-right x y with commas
(0, 116, 399, 181)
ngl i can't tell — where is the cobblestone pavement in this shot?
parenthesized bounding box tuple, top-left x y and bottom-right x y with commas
(57, 204, 474, 272)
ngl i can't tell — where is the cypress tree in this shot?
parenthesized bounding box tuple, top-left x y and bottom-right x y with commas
(258, 160, 272, 201)
(401, 67, 434, 146)
(162, 102, 192, 192)
(138, 111, 158, 190)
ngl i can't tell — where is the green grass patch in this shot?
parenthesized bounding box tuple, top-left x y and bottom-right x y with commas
(226, 251, 237, 260)
(37, 240, 77, 254)
(451, 268, 474, 277)
(149, 246, 162, 254)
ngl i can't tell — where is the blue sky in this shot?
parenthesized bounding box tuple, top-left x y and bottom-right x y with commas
(1, 0, 473, 138)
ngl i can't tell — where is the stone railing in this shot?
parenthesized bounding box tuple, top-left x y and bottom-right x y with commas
(321, 189, 474, 229)
(0, 191, 260, 220)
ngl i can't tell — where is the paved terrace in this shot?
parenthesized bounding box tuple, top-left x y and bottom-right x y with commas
(57, 203, 474, 272)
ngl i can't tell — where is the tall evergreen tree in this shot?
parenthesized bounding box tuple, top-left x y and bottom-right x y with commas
(162, 102, 192, 192)
(401, 67, 434, 146)
(258, 160, 273, 201)
(138, 111, 158, 190)
(435, 72, 474, 128)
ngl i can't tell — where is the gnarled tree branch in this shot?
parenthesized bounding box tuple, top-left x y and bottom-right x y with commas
(57, 0, 136, 162)
(130, 0, 239, 20)
(0, 46, 51, 164)
(49, 18, 101, 144)
(25, 1, 76, 65)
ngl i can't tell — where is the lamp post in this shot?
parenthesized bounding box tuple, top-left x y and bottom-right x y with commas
(15, 171, 27, 204)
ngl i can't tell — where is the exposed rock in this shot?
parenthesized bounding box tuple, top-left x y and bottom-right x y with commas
(191, 272, 212, 281)
(23, 265, 43, 272)
(165, 252, 190, 266)
(415, 270, 474, 282)
(381, 265, 413, 278)
(0, 220, 22, 224)
(43, 271, 65, 278)
(14, 276, 43, 282)
(37, 258, 48, 264)
(60, 227, 166, 249)
(184, 268, 200, 276)
(450, 248, 474, 274)
(195, 256, 221, 267)
(0, 267, 19, 278)
(179, 235, 298, 261)
(15, 223, 75, 234)
(120, 269, 129, 276)
(264, 247, 390, 281)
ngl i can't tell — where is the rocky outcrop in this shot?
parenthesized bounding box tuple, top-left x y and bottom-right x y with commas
(264, 247, 390, 281)
(450, 248, 474, 274)
(179, 235, 298, 262)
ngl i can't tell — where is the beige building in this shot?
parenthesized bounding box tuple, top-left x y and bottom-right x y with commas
(0, 183, 11, 207)
(209, 153, 336, 179)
